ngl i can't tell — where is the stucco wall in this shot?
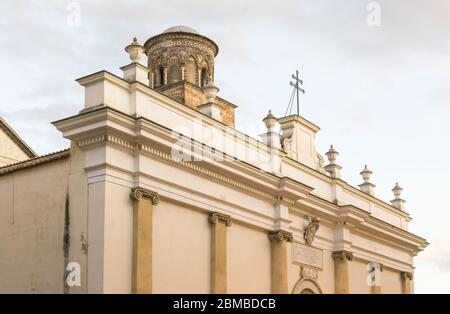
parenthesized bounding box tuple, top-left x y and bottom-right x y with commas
(228, 222, 271, 293)
(349, 259, 371, 294)
(0, 158, 70, 293)
(153, 200, 210, 293)
(0, 129, 29, 166)
(382, 267, 402, 294)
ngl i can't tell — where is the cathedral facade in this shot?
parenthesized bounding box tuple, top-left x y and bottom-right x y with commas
(0, 26, 427, 294)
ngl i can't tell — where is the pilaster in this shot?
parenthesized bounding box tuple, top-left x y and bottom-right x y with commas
(401, 272, 413, 294)
(130, 187, 160, 294)
(268, 230, 293, 294)
(208, 212, 231, 294)
(332, 250, 353, 294)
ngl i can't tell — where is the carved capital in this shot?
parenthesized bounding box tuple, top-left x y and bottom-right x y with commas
(332, 250, 353, 261)
(268, 230, 293, 243)
(130, 188, 160, 205)
(400, 271, 413, 280)
(208, 212, 232, 227)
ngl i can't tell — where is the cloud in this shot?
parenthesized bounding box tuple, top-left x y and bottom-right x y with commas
(1, 0, 450, 291)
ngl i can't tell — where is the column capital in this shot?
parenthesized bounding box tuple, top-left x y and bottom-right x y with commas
(401, 271, 413, 280)
(268, 230, 293, 243)
(332, 250, 353, 261)
(130, 187, 160, 205)
(208, 212, 232, 227)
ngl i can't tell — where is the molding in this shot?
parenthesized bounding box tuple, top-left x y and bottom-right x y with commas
(78, 134, 135, 152)
(73, 128, 427, 254)
(130, 187, 160, 205)
(332, 250, 353, 261)
(55, 106, 427, 256)
(268, 230, 293, 242)
(208, 211, 231, 226)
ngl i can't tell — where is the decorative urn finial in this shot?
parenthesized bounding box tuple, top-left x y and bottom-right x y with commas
(392, 182, 403, 199)
(390, 182, 405, 210)
(326, 145, 338, 165)
(202, 82, 220, 103)
(324, 145, 342, 179)
(263, 110, 277, 131)
(360, 165, 373, 183)
(125, 37, 145, 63)
(359, 165, 375, 196)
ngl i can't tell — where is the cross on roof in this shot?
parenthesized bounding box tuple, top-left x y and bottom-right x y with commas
(289, 69, 305, 116)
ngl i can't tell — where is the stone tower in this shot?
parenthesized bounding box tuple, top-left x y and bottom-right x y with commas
(144, 26, 236, 127)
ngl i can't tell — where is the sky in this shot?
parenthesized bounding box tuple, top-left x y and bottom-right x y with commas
(0, 0, 449, 293)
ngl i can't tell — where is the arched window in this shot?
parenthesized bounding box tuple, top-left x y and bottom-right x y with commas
(158, 66, 165, 86)
(201, 68, 209, 87)
(185, 61, 196, 84)
(168, 64, 179, 84)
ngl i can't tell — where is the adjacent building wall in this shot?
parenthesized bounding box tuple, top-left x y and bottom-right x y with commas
(0, 158, 70, 293)
(0, 129, 30, 166)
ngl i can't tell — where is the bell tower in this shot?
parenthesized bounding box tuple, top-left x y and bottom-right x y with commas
(143, 26, 236, 127)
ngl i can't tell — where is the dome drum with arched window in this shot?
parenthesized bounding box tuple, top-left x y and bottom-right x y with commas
(142, 26, 236, 127)
(144, 26, 218, 88)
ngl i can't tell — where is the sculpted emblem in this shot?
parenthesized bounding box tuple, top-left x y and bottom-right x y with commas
(303, 216, 320, 246)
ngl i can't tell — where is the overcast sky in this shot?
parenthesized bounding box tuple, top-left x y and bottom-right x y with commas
(1, 0, 449, 293)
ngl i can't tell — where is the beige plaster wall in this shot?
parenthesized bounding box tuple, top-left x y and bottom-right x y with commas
(65, 144, 88, 293)
(102, 181, 134, 293)
(316, 249, 335, 293)
(0, 130, 29, 166)
(349, 259, 371, 294)
(227, 222, 271, 293)
(382, 267, 402, 294)
(0, 158, 70, 293)
(153, 200, 210, 293)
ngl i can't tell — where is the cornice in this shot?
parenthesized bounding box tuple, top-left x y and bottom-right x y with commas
(278, 114, 321, 133)
(76, 70, 130, 90)
(336, 179, 411, 219)
(57, 106, 426, 253)
(143, 32, 219, 57)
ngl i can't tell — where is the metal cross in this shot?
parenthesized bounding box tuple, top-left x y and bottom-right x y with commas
(290, 70, 305, 115)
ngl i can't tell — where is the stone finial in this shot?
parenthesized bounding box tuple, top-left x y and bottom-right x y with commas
(260, 110, 280, 149)
(390, 182, 406, 210)
(324, 145, 342, 179)
(263, 110, 277, 131)
(326, 145, 338, 165)
(125, 37, 145, 63)
(359, 165, 375, 196)
(202, 82, 220, 103)
(360, 165, 372, 183)
(199, 82, 221, 121)
(392, 182, 403, 199)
